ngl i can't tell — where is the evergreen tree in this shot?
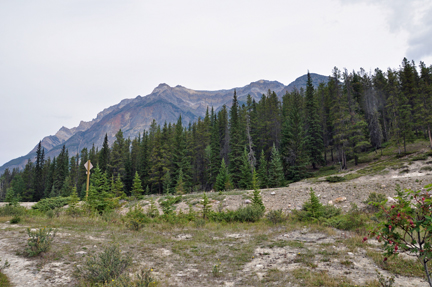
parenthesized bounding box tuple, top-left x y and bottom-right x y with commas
(209, 108, 221, 188)
(238, 146, 253, 189)
(99, 133, 110, 173)
(257, 149, 268, 188)
(163, 170, 172, 194)
(131, 171, 144, 198)
(33, 141, 45, 201)
(228, 91, 243, 187)
(175, 168, 185, 194)
(111, 174, 125, 198)
(87, 166, 112, 213)
(215, 158, 231, 191)
(251, 169, 264, 212)
(268, 144, 284, 188)
(304, 72, 324, 169)
(281, 90, 308, 180)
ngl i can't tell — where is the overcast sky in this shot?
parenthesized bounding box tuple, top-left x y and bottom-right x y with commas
(1, 0, 432, 167)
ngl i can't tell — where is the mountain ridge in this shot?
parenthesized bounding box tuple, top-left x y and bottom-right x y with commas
(0, 73, 328, 173)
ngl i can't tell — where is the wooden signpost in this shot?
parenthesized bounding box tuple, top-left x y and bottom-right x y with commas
(84, 160, 93, 200)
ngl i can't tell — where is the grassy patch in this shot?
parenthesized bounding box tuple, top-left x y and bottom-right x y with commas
(366, 249, 427, 278)
(291, 269, 377, 287)
(0, 271, 12, 287)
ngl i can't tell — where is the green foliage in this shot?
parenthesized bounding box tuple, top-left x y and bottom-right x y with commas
(376, 270, 395, 287)
(215, 158, 232, 191)
(87, 166, 117, 213)
(326, 175, 346, 183)
(0, 259, 11, 287)
(10, 215, 21, 224)
(324, 203, 364, 231)
(0, 205, 26, 217)
(76, 244, 132, 284)
(25, 227, 56, 257)
(159, 195, 181, 216)
(124, 204, 150, 231)
(132, 171, 144, 198)
(147, 198, 159, 218)
(202, 193, 211, 219)
(103, 268, 158, 287)
(295, 189, 340, 222)
(251, 170, 264, 212)
(208, 204, 264, 223)
(257, 149, 268, 188)
(368, 184, 432, 286)
(238, 147, 253, 189)
(266, 209, 288, 224)
(32, 196, 70, 212)
(5, 187, 20, 206)
(268, 144, 285, 187)
(363, 192, 387, 213)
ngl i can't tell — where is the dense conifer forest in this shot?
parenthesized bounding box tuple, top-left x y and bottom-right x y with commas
(1, 58, 431, 202)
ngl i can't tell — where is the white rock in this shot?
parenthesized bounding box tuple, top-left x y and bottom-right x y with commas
(244, 199, 252, 204)
(387, 196, 397, 203)
(271, 192, 276, 195)
(328, 200, 334, 205)
(76, 251, 87, 255)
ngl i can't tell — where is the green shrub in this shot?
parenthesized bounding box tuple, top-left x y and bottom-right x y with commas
(363, 192, 386, 213)
(266, 209, 287, 224)
(159, 195, 181, 216)
(103, 268, 157, 287)
(46, 209, 54, 218)
(32, 196, 70, 212)
(10, 215, 21, 224)
(411, 153, 428, 161)
(324, 203, 364, 231)
(25, 227, 56, 257)
(124, 205, 150, 231)
(420, 166, 432, 172)
(325, 176, 346, 183)
(232, 204, 264, 222)
(0, 205, 26, 217)
(76, 244, 132, 284)
(294, 189, 340, 222)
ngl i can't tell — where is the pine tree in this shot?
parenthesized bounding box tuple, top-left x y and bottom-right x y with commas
(228, 91, 243, 187)
(87, 166, 112, 213)
(99, 133, 110, 173)
(175, 168, 185, 194)
(163, 170, 172, 194)
(209, 108, 221, 188)
(268, 144, 284, 188)
(111, 174, 125, 198)
(304, 72, 324, 169)
(257, 150, 268, 188)
(281, 89, 308, 180)
(131, 171, 144, 198)
(239, 146, 252, 189)
(251, 169, 264, 212)
(215, 158, 231, 191)
(33, 141, 45, 201)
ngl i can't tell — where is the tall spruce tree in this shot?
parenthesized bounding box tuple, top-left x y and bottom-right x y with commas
(257, 149, 268, 188)
(228, 91, 243, 187)
(239, 146, 253, 189)
(268, 144, 284, 188)
(304, 72, 324, 169)
(99, 133, 110, 173)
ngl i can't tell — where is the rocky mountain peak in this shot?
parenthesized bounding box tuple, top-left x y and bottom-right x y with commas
(152, 83, 171, 94)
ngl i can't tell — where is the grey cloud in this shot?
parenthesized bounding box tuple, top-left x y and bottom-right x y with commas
(340, 0, 432, 59)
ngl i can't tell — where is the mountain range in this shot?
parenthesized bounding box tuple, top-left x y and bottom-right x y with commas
(0, 73, 328, 174)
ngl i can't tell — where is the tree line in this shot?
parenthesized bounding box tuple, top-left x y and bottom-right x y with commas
(1, 58, 431, 201)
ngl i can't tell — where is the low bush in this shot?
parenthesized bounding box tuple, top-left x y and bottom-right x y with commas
(0, 205, 26, 217)
(159, 195, 181, 216)
(103, 268, 157, 287)
(76, 244, 132, 284)
(363, 192, 386, 213)
(209, 204, 264, 223)
(25, 227, 56, 257)
(294, 190, 340, 222)
(10, 215, 21, 224)
(420, 166, 432, 172)
(411, 153, 428, 161)
(325, 176, 346, 183)
(266, 209, 288, 224)
(124, 205, 151, 231)
(32, 196, 70, 212)
(324, 203, 365, 231)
